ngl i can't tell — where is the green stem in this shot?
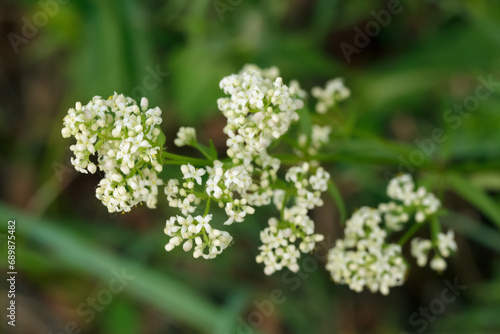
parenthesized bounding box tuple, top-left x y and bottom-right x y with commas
(94, 139, 104, 151)
(163, 160, 198, 166)
(398, 222, 425, 246)
(280, 193, 289, 221)
(203, 231, 210, 245)
(204, 198, 211, 216)
(430, 216, 442, 245)
(162, 152, 211, 166)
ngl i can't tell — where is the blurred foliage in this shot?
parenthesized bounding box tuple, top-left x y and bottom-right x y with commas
(1, 0, 500, 333)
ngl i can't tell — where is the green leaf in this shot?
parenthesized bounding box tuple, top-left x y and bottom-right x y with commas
(208, 139, 218, 160)
(441, 211, 500, 253)
(168, 43, 232, 124)
(194, 142, 217, 162)
(297, 107, 312, 139)
(0, 202, 226, 333)
(469, 172, 500, 191)
(446, 173, 500, 229)
(327, 179, 346, 223)
(102, 299, 140, 334)
(155, 129, 166, 148)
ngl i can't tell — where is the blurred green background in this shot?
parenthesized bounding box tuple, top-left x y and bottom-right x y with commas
(1, 0, 500, 333)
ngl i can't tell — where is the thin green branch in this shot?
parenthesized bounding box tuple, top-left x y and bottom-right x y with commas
(162, 152, 211, 166)
(398, 222, 425, 246)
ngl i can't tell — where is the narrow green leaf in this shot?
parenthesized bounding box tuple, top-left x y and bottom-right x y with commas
(0, 202, 224, 332)
(194, 143, 216, 162)
(208, 139, 218, 160)
(327, 180, 346, 223)
(297, 107, 312, 139)
(446, 173, 500, 229)
(155, 129, 166, 148)
(102, 299, 140, 334)
(441, 211, 500, 253)
(214, 289, 255, 334)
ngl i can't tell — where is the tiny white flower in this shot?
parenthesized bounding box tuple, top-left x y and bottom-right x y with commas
(181, 164, 206, 185)
(437, 230, 457, 258)
(206, 175, 223, 199)
(194, 214, 213, 234)
(130, 133, 151, 154)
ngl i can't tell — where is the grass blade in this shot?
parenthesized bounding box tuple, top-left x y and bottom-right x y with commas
(327, 179, 347, 223)
(446, 173, 500, 229)
(0, 202, 225, 332)
(441, 211, 500, 253)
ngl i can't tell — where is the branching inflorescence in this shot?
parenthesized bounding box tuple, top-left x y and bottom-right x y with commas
(62, 65, 456, 294)
(326, 174, 456, 295)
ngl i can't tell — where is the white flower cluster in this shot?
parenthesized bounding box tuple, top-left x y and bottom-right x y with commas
(411, 230, 457, 272)
(163, 161, 257, 259)
(164, 214, 233, 259)
(217, 65, 307, 207)
(386, 174, 441, 223)
(326, 207, 407, 295)
(174, 127, 197, 147)
(240, 151, 282, 207)
(326, 174, 454, 295)
(218, 64, 305, 164)
(60, 66, 462, 297)
(163, 65, 311, 262)
(296, 77, 349, 157)
(311, 78, 350, 114)
(62, 93, 164, 213)
(298, 125, 332, 157)
(256, 163, 328, 275)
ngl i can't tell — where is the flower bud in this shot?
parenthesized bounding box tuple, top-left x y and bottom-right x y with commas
(87, 163, 97, 174)
(61, 128, 71, 138)
(193, 248, 202, 258)
(140, 97, 149, 110)
(180, 240, 192, 252)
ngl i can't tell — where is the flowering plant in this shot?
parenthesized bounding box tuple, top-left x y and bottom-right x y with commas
(61, 65, 456, 294)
